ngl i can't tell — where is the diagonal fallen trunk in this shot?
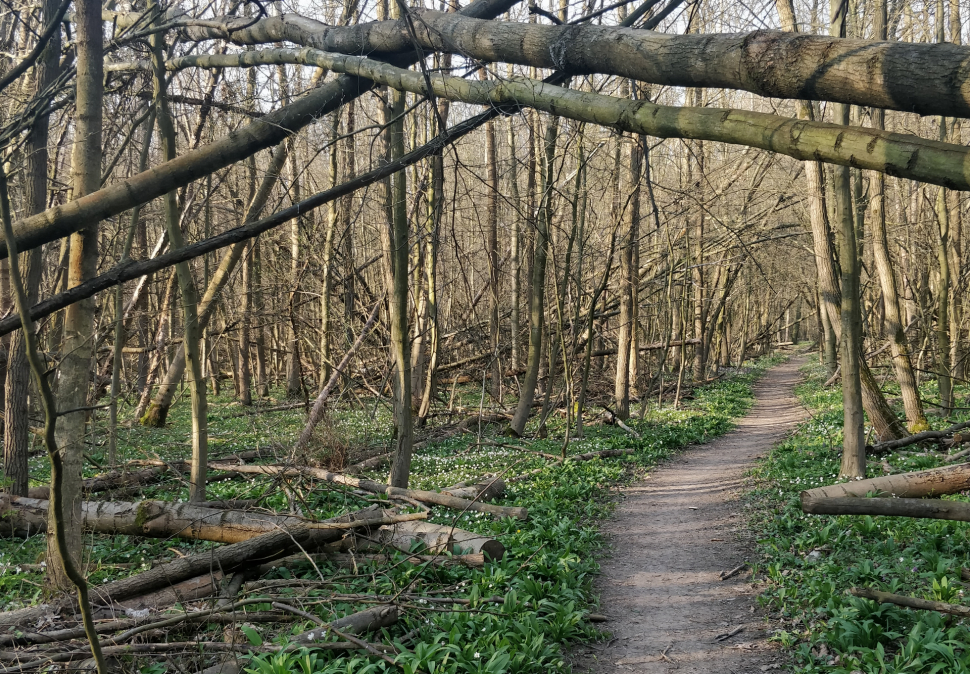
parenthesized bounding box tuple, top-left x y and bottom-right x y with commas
(207, 461, 528, 519)
(801, 463, 970, 501)
(0, 0, 518, 262)
(801, 495, 970, 521)
(186, 48, 970, 191)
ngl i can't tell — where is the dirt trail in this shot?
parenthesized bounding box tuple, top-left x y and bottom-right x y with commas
(571, 354, 809, 673)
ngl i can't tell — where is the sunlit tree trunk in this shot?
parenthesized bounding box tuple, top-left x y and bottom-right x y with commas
(49, 0, 102, 588)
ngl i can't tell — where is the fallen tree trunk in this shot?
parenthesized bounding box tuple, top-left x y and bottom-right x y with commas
(800, 495, 970, 521)
(175, 48, 970, 192)
(207, 461, 528, 519)
(801, 463, 970, 500)
(257, 550, 486, 574)
(27, 466, 169, 500)
(178, 11, 970, 119)
(378, 520, 505, 560)
(1, 496, 311, 542)
(868, 420, 970, 454)
(850, 587, 970, 617)
(441, 477, 506, 501)
(286, 606, 399, 649)
(26, 450, 269, 499)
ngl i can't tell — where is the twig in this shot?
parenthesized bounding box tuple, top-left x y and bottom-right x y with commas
(719, 563, 747, 581)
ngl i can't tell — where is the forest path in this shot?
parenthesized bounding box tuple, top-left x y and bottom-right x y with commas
(570, 353, 810, 674)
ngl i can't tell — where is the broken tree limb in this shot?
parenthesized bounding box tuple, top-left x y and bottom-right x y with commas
(801, 463, 970, 500)
(378, 520, 505, 560)
(850, 588, 970, 617)
(868, 420, 970, 454)
(258, 550, 486, 574)
(800, 496, 970, 522)
(207, 462, 528, 519)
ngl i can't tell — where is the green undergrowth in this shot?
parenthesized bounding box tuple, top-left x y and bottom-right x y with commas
(0, 353, 783, 673)
(749, 360, 970, 674)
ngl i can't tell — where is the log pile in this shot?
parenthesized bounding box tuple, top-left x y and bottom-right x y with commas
(0, 453, 525, 671)
(802, 461, 970, 620)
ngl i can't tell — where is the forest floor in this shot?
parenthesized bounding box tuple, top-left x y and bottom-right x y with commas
(570, 353, 809, 674)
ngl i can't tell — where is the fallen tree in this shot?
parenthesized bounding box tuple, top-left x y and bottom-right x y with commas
(173, 48, 970, 191)
(850, 587, 970, 618)
(800, 463, 970, 501)
(868, 419, 970, 455)
(176, 10, 970, 119)
(0, 497, 425, 543)
(377, 520, 506, 560)
(206, 461, 528, 519)
(800, 495, 970, 522)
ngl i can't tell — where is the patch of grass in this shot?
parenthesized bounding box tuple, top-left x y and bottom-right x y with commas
(748, 359, 970, 673)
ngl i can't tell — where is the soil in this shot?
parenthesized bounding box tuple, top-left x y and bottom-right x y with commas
(570, 353, 810, 673)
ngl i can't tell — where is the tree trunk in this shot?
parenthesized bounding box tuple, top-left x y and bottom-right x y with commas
(141, 146, 288, 420)
(615, 134, 641, 420)
(485, 100, 501, 401)
(149, 20, 208, 502)
(802, 496, 970, 522)
(509, 116, 557, 436)
(383, 0, 414, 488)
(831, 0, 865, 479)
(49, 0, 102, 589)
(4, 0, 59, 496)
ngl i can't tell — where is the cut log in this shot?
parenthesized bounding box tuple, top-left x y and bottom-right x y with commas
(116, 570, 225, 611)
(287, 606, 398, 648)
(378, 520, 505, 560)
(800, 463, 970, 500)
(88, 526, 315, 606)
(850, 588, 970, 617)
(801, 496, 970, 521)
(207, 461, 528, 519)
(441, 477, 506, 501)
(343, 452, 391, 475)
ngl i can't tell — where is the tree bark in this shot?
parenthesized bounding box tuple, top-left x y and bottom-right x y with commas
(869, 0, 926, 433)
